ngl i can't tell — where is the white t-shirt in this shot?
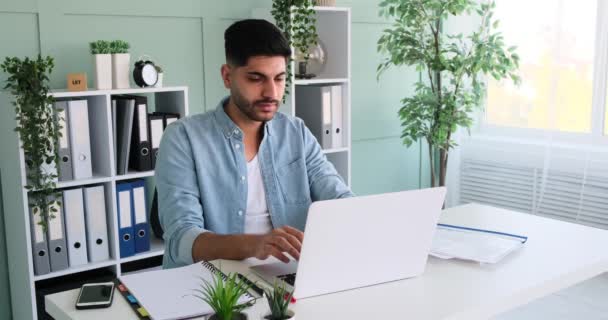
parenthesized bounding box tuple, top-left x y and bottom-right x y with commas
(244, 155, 273, 234)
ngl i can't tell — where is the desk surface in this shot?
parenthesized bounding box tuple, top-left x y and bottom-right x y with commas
(46, 203, 608, 320)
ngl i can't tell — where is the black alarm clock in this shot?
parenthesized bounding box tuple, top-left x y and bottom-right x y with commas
(133, 60, 158, 87)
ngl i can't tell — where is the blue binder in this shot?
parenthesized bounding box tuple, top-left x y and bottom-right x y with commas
(116, 182, 135, 258)
(131, 179, 150, 253)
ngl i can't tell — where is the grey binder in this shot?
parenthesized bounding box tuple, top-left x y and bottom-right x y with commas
(83, 186, 110, 262)
(115, 97, 135, 175)
(46, 195, 69, 272)
(67, 100, 93, 179)
(29, 203, 51, 275)
(63, 188, 89, 267)
(330, 86, 343, 149)
(295, 85, 335, 149)
(55, 101, 73, 181)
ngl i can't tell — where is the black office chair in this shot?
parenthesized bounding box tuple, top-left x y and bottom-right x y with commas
(150, 188, 164, 239)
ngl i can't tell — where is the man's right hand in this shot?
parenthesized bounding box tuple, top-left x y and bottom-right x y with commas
(253, 226, 304, 263)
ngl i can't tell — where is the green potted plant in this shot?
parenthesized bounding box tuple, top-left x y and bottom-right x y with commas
(377, 0, 520, 187)
(262, 281, 295, 320)
(271, 0, 318, 90)
(1, 55, 62, 230)
(193, 272, 255, 320)
(90, 40, 112, 89)
(110, 40, 131, 89)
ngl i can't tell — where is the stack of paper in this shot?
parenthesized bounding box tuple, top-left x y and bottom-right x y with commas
(430, 224, 527, 264)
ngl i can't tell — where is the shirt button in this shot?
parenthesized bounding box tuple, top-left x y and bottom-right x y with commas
(235, 144, 240, 149)
(241, 176, 245, 182)
(237, 210, 243, 216)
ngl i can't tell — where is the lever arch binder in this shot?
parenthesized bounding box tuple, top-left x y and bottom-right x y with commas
(47, 195, 69, 272)
(67, 99, 93, 179)
(127, 95, 152, 171)
(116, 181, 135, 258)
(54, 101, 73, 181)
(63, 188, 89, 267)
(29, 203, 51, 275)
(131, 179, 150, 254)
(148, 114, 164, 169)
(295, 85, 343, 149)
(83, 186, 110, 262)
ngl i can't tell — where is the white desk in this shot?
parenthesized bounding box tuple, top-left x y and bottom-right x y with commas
(46, 203, 608, 319)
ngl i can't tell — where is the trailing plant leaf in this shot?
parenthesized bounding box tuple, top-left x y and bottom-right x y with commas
(1, 55, 61, 231)
(377, 0, 520, 187)
(271, 0, 318, 100)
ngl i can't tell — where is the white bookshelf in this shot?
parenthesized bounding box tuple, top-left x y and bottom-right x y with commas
(251, 6, 351, 185)
(290, 7, 352, 186)
(0, 86, 188, 319)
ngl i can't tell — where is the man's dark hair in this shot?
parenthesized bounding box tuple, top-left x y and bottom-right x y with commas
(224, 19, 292, 67)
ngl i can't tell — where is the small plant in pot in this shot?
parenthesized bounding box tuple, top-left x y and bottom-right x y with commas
(90, 40, 112, 89)
(193, 272, 255, 320)
(110, 40, 131, 89)
(262, 281, 295, 320)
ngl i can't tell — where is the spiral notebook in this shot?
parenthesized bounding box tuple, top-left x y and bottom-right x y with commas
(119, 261, 255, 320)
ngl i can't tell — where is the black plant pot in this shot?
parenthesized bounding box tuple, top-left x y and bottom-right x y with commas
(207, 312, 248, 320)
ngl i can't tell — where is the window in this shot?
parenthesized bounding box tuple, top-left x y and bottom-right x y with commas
(486, 0, 605, 135)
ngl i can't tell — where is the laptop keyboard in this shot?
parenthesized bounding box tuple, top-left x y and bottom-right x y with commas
(277, 273, 297, 286)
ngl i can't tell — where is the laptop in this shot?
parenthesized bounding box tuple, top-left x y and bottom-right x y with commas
(251, 187, 447, 299)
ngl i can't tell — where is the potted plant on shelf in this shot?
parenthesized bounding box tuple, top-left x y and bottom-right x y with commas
(194, 272, 255, 320)
(262, 281, 295, 320)
(110, 40, 131, 89)
(271, 0, 319, 91)
(90, 40, 112, 89)
(376, 0, 521, 187)
(1, 55, 62, 230)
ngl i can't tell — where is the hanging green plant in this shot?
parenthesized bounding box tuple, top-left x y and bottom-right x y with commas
(271, 0, 318, 98)
(1, 55, 62, 230)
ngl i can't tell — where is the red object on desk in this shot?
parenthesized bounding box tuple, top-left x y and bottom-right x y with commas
(284, 293, 296, 303)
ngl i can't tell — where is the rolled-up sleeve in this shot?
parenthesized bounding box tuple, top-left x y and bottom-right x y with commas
(299, 119, 355, 201)
(156, 122, 207, 266)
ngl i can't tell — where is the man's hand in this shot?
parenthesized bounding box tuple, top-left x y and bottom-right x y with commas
(254, 226, 304, 263)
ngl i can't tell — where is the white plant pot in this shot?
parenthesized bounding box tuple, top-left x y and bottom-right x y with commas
(154, 73, 164, 88)
(112, 53, 131, 89)
(93, 54, 112, 90)
(315, 0, 335, 6)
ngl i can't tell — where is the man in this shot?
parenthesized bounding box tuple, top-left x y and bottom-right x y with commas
(156, 19, 353, 269)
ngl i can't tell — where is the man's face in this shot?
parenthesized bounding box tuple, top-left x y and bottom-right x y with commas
(222, 55, 287, 122)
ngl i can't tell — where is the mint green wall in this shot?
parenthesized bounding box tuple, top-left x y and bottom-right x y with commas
(0, 1, 425, 318)
(0, 177, 12, 320)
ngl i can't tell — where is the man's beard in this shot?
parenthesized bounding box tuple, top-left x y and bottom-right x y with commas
(232, 89, 279, 122)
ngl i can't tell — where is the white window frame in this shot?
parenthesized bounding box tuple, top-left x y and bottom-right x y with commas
(478, 0, 608, 149)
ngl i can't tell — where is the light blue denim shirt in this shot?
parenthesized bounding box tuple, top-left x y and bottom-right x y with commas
(156, 97, 354, 268)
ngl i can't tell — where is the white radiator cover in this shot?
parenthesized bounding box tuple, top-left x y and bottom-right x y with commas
(459, 138, 608, 230)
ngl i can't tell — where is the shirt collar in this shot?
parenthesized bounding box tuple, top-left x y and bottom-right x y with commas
(214, 96, 274, 139)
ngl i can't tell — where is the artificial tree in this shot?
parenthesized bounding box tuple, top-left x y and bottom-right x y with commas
(377, 0, 520, 187)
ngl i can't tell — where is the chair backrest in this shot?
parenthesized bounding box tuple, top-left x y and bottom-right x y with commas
(150, 188, 164, 239)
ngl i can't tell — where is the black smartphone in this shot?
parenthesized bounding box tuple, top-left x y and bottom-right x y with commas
(75, 282, 115, 310)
